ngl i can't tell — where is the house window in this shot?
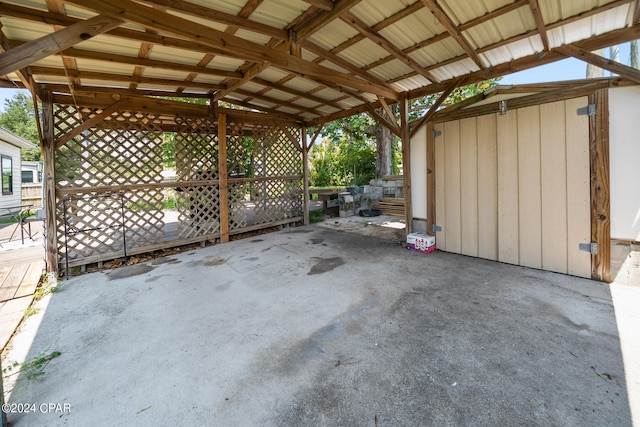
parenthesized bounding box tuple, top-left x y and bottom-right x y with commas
(21, 170, 34, 183)
(1, 155, 12, 195)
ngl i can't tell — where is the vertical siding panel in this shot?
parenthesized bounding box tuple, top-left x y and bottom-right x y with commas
(517, 106, 542, 269)
(540, 101, 568, 274)
(566, 97, 592, 278)
(460, 117, 478, 257)
(444, 120, 461, 253)
(477, 114, 498, 261)
(497, 110, 519, 265)
(434, 123, 446, 250)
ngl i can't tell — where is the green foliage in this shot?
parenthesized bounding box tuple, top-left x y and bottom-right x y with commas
(0, 91, 42, 161)
(3, 351, 62, 380)
(309, 136, 376, 187)
(309, 209, 325, 223)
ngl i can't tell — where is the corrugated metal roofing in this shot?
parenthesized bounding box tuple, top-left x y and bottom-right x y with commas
(0, 0, 636, 123)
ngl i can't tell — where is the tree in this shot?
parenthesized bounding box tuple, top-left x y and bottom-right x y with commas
(0, 91, 41, 161)
(317, 79, 501, 179)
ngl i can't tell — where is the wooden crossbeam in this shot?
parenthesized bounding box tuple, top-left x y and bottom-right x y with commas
(341, 12, 439, 83)
(303, 0, 333, 11)
(294, 0, 364, 41)
(0, 27, 33, 92)
(364, 104, 401, 137)
(419, 0, 485, 69)
(0, 14, 123, 76)
(557, 44, 640, 84)
(54, 100, 124, 149)
(458, 0, 529, 31)
(409, 78, 463, 138)
(528, 0, 549, 50)
(64, 0, 398, 100)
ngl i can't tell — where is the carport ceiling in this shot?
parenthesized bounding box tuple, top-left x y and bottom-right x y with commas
(0, 0, 639, 124)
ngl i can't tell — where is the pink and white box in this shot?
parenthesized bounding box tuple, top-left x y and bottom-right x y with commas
(406, 233, 435, 254)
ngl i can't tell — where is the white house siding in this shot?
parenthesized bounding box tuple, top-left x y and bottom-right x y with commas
(0, 140, 22, 210)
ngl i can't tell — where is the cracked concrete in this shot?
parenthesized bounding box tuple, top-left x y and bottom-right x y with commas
(1, 225, 631, 426)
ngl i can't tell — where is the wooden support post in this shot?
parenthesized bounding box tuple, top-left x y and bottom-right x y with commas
(218, 113, 229, 243)
(400, 94, 413, 234)
(41, 90, 58, 274)
(589, 89, 611, 282)
(302, 127, 310, 225)
(426, 121, 436, 235)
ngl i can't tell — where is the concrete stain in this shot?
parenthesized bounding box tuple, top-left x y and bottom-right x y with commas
(151, 257, 180, 266)
(309, 238, 324, 245)
(246, 257, 259, 262)
(307, 257, 344, 275)
(106, 263, 155, 280)
(202, 256, 226, 267)
(251, 239, 264, 243)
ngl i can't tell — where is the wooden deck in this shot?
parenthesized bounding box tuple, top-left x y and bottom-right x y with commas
(0, 261, 44, 350)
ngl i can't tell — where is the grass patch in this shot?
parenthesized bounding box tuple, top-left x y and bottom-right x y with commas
(3, 351, 62, 380)
(24, 306, 40, 318)
(309, 210, 325, 223)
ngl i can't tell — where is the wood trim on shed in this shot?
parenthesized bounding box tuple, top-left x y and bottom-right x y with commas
(589, 89, 611, 282)
(426, 121, 436, 236)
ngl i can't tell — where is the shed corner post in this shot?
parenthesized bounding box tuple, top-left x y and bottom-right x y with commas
(589, 88, 611, 282)
(41, 90, 58, 277)
(400, 94, 413, 234)
(426, 121, 436, 236)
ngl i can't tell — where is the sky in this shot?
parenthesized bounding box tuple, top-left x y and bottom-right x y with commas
(0, 44, 633, 112)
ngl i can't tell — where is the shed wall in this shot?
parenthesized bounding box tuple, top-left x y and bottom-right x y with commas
(430, 97, 592, 278)
(609, 86, 640, 241)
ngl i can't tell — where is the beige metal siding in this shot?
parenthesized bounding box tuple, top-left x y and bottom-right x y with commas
(435, 97, 591, 278)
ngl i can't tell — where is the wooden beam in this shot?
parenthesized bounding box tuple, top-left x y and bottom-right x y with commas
(139, 0, 287, 40)
(589, 89, 611, 282)
(527, 0, 549, 50)
(279, 125, 303, 152)
(0, 14, 123, 76)
(303, 0, 333, 11)
(341, 12, 440, 83)
(65, 0, 398, 100)
(54, 100, 124, 149)
(634, 0, 640, 24)
(307, 122, 325, 150)
(458, 0, 528, 31)
(426, 121, 436, 236)
(0, 27, 34, 92)
(400, 95, 412, 234)
(218, 113, 229, 243)
(364, 104, 401, 137)
(294, 0, 364, 41)
(302, 127, 310, 225)
(410, 78, 462, 137)
(377, 96, 399, 130)
(251, 77, 342, 110)
(29, 66, 225, 90)
(419, 0, 485, 69)
(58, 46, 242, 79)
(557, 44, 640, 84)
(41, 91, 58, 274)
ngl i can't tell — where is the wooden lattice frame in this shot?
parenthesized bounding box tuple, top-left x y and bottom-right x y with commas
(52, 100, 304, 268)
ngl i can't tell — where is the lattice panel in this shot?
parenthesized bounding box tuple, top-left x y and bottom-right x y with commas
(57, 194, 127, 261)
(251, 179, 303, 225)
(263, 127, 302, 176)
(123, 189, 166, 249)
(55, 107, 165, 188)
(174, 117, 219, 181)
(176, 185, 220, 239)
(228, 183, 249, 230)
(56, 191, 167, 264)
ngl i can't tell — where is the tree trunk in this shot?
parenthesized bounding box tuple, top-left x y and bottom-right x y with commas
(374, 122, 394, 178)
(586, 48, 605, 78)
(631, 40, 639, 69)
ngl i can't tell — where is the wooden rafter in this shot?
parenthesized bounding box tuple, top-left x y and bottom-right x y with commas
(46, 0, 81, 89)
(0, 14, 123, 76)
(294, 0, 364, 41)
(0, 27, 33, 92)
(527, 0, 549, 50)
(29, 67, 226, 90)
(557, 44, 640, 84)
(419, 0, 485, 69)
(341, 12, 439, 83)
(64, 0, 399, 100)
(303, 0, 333, 11)
(634, 0, 640, 24)
(409, 78, 463, 137)
(458, 0, 528, 31)
(364, 104, 400, 137)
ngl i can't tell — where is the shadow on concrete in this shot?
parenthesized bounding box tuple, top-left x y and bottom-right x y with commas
(1, 225, 631, 426)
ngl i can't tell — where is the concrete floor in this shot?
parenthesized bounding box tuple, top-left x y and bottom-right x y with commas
(2, 224, 632, 426)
